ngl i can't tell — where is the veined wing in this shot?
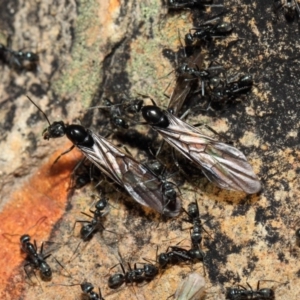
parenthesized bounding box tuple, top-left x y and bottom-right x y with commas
(174, 273, 206, 300)
(153, 111, 261, 194)
(79, 130, 181, 217)
(168, 75, 192, 116)
(168, 52, 204, 116)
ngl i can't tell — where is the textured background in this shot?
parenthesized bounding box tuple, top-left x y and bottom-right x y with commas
(0, 0, 299, 299)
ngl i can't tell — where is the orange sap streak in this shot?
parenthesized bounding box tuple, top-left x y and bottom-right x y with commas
(0, 143, 82, 298)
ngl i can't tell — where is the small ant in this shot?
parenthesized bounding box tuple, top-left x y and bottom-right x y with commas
(182, 201, 211, 248)
(20, 234, 52, 280)
(73, 196, 109, 241)
(108, 261, 158, 289)
(211, 74, 253, 103)
(185, 17, 234, 45)
(226, 280, 275, 300)
(158, 245, 205, 269)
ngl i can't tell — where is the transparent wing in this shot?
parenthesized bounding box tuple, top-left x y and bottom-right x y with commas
(174, 273, 206, 300)
(78, 130, 181, 217)
(168, 75, 192, 116)
(168, 52, 204, 116)
(154, 111, 261, 194)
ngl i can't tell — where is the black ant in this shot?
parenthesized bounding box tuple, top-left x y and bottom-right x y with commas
(210, 74, 253, 103)
(0, 42, 39, 72)
(73, 196, 109, 241)
(185, 16, 234, 46)
(27, 95, 181, 217)
(226, 280, 275, 300)
(108, 261, 158, 289)
(20, 234, 52, 280)
(157, 245, 205, 269)
(182, 201, 211, 248)
(99, 98, 129, 130)
(165, 0, 215, 10)
(176, 58, 224, 96)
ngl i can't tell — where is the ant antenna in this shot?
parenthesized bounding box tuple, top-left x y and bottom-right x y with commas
(26, 95, 51, 126)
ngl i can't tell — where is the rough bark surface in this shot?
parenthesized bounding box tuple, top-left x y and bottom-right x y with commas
(0, 0, 299, 299)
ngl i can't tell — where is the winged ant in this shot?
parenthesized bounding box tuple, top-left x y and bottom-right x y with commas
(139, 102, 261, 194)
(27, 96, 181, 217)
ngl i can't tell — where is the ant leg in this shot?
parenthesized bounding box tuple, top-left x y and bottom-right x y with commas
(192, 122, 232, 143)
(53, 256, 72, 278)
(23, 262, 34, 283)
(71, 219, 90, 234)
(52, 145, 75, 165)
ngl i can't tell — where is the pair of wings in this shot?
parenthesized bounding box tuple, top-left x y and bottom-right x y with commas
(152, 111, 261, 194)
(78, 130, 181, 217)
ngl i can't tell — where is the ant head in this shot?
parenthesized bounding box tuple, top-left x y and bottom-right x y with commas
(95, 197, 108, 211)
(81, 281, 94, 294)
(158, 252, 169, 268)
(146, 160, 165, 176)
(259, 288, 275, 297)
(163, 182, 177, 201)
(111, 115, 129, 129)
(177, 63, 189, 74)
(20, 234, 31, 244)
(187, 202, 199, 218)
(43, 121, 66, 140)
